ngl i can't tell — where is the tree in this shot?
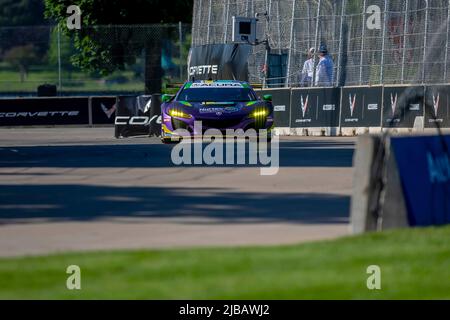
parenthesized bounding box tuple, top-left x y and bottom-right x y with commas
(0, 0, 46, 26)
(0, 0, 49, 57)
(44, 0, 193, 93)
(3, 44, 39, 82)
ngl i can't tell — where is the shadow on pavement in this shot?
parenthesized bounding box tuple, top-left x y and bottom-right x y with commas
(0, 140, 354, 168)
(0, 184, 350, 226)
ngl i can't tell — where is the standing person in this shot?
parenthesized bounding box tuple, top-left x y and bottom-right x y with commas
(315, 44, 334, 87)
(300, 47, 316, 87)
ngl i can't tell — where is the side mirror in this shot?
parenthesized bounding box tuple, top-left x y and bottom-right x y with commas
(162, 94, 174, 103)
(263, 94, 272, 102)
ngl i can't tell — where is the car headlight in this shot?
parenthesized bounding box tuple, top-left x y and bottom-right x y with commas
(251, 109, 269, 118)
(168, 109, 192, 119)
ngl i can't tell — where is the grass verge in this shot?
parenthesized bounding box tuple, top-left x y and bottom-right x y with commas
(0, 226, 449, 299)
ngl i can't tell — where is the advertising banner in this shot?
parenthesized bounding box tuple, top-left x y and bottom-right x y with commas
(91, 97, 117, 125)
(341, 86, 382, 127)
(0, 97, 89, 126)
(382, 86, 425, 128)
(187, 44, 251, 81)
(114, 95, 156, 138)
(256, 88, 291, 127)
(424, 85, 450, 129)
(391, 135, 450, 226)
(290, 87, 341, 128)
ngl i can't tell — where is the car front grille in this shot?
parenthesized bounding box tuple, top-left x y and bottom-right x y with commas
(199, 118, 245, 129)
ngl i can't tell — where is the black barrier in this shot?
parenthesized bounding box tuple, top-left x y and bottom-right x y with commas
(91, 97, 117, 125)
(114, 95, 153, 138)
(256, 88, 291, 127)
(290, 87, 341, 128)
(340, 86, 383, 127)
(188, 44, 251, 81)
(382, 86, 425, 128)
(424, 85, 450, 129)
(0, 97, 89, 126)
(148, 94, 162, 137)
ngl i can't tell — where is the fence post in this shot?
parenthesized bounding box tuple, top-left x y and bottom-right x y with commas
(337, 0, 346, 87)
(285, 0, 296, 87)
(179, 22, 183, 81)
(359, 0, 367, 85)
(276, 0, 282, 54)
(380, 0, 388, 84)
(262, 0, 273, 89)
(401, 0, 409, 83)
(57, 24, 62, 92)
(196, 0, 203, 45)
(207, 0, 212, 43)
(312, 0, 322, 86)
(422, 0, 429, 83)
(306, 1, 311, 49)
(223, 0, 230, 43)
(444, 0, 450, 81)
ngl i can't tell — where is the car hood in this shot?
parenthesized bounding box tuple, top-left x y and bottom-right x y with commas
(164, 101, 266, 119)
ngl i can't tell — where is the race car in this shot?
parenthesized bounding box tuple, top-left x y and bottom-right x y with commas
(160, 80, 274, 143)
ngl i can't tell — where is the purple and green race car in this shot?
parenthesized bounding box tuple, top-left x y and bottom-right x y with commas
(160, 80, 274, 143)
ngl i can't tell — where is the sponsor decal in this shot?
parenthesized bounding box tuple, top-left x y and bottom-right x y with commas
(296, 95, 312, 123)
(202, 101, 235, 105)
(143, 99, 152, 113)
(344, 94, 359, 123)
(386, 93, 401, 124)
(199, 107, 239, 114)
(189, 65, 219, 76)
(323, 104, 336, 111)
(190, 82, 243, 88)
(429, 94, 444, 123)
(115, 115, 161, 125)
(0, 111, 80, 118)
(433, 94, 440, 117)
(274, 105, 286, 112)
(300, 95, 309, 118)
(349, 94, 357, 117)
(409, 103, 420, 111)
(390, 93, 398, 115)
(101, 103, 117, 119)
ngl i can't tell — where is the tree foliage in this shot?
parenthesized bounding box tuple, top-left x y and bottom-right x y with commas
(0, 0, 46, 26)
(44, 0, 193, 92)
(3, 44, 39, 82)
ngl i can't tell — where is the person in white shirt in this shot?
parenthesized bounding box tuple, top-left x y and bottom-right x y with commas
(315, 44, 335, 87)
(300, 47, 316, 87)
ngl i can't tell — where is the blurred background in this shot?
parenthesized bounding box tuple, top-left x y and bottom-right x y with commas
(0, 0, 193, 96)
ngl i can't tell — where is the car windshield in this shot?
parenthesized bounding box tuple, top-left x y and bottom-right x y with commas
(177, 88, 257, 102)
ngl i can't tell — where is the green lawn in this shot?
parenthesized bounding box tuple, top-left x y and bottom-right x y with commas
(0, 226, 449, 300)
(0, 68, 144, 92)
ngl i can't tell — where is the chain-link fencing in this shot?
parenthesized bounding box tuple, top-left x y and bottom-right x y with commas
(192, 0, 450, 87)
(0, 24, 191, 95)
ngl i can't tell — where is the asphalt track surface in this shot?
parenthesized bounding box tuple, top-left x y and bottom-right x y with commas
(0, 128, 356, 257)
